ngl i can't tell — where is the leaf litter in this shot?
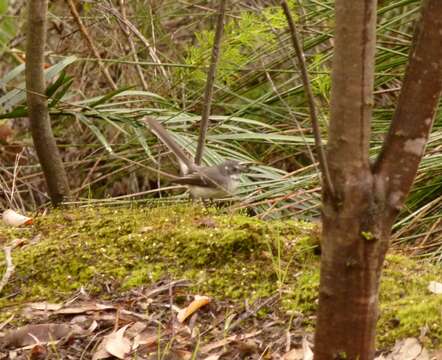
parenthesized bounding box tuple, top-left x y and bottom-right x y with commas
(0, 280, 316, 359)
(1, 281, 437, 359)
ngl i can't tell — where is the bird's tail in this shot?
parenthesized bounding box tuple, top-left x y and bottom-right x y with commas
(142, 117, 197, 175)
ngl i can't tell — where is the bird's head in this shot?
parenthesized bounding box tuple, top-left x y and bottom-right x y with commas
(221, 160, 253, 175)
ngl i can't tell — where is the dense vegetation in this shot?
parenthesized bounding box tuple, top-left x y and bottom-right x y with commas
(0, 0, 440, 259)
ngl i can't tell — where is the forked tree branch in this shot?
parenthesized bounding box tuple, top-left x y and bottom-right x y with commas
(373, 0, 442, 213)
(194, 0, 227, 165)
(280, 0, 335, 197)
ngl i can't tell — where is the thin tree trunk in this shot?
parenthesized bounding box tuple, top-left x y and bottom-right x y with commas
(26, 0, 70, 206)
(314, 1, 378, 357)
(194, 0, 227, 165)
(314, 0, 442, 358)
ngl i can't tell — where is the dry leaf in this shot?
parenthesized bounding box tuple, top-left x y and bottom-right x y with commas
(431, 349, 442, 360)
(174, 349, 193, 359)
(383, 338, 430, 360)
(132, 331, 158, 350)
(3, 324, 72, 349)
(93, 325, 131, 360)
(428, 281, 442, 295)
(177, 295, 211, 323)
(2, 209, 33, 227)
(302, 337, 314, 360)
(105, 325, 131, 359)
(92, 341, 111, 360)
(56, 302, 115, 314)
(203, 354, 222, 360)
(126, 322, 147, 338)
(282, 338, 313, 360)
(200, 330, 262, 353)
(30, 302, 63, 311)
(282, 348, 304, 360)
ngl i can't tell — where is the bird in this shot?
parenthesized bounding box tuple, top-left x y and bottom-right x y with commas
(143, 117, 250, 199)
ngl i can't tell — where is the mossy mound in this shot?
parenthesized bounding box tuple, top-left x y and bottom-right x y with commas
(0, 204, 441, 349)
(0, 204, 316, 303)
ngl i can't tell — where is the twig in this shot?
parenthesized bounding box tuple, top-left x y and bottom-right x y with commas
(101, 3, 169, 81)
(280, 0, 335, 197)
(66, 0, 117, 90)
(228, 293, 279, 331)
(11, 150, 25, 212)
(0, 246, 14, 294)
(194, 0, 227, 165)
(117, 0, 148, 90)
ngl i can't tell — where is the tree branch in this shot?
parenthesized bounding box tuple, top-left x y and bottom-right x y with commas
(280, 0, 334, 197)
(324, 0, 377, 201)
(373, 0, 442, 213)
(194, 0, 227, 165)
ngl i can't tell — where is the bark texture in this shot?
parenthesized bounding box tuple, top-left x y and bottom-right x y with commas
(26, 0, 70, 206)
(314, 0, 442, 358)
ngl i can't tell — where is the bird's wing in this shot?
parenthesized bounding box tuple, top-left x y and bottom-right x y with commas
(172, 166, 226, 188)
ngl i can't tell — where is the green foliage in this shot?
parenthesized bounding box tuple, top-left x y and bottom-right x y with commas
(0, 0, 440, 256)
(180, 4, 291, 88)
(0, 0, 16, 56)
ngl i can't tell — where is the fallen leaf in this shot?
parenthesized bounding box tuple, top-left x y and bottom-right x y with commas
(2, 209, 33, 227)
(203, 354, 222, 360)
(56, 302, 115, 314)
(431, 349, 442, 360)
(29, 302, 63, 311)
(302, 337, 314, 360)
(283, 338, 313, 360)
(177, 295, 211, 323)
(93, 325, 131, 360)
(282, 348, 304, 360)
(428, 281, 442, 295)
(3, 324, 72, 348)
(92, 342, 111, 360)
(174, 349, 192, 359)
(200, 330, 262, 353)
(105, 325, 131, 359)
(126, 321, 147, 338)
(384, 338, 430, 360)
(132, 330, 158, 350)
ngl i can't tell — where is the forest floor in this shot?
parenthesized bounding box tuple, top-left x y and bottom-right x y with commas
(0, 205, 441, 359)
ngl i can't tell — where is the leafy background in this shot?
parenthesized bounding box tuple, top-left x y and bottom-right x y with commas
(0, 0, 440, 259)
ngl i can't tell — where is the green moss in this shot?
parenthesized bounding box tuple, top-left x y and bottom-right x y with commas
(0, 205, 309, 303)
(0, 205, 441, 349)
(377, 255, 442, 349)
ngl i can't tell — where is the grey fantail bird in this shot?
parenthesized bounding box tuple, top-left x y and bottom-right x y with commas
(143, 117, 250, 199)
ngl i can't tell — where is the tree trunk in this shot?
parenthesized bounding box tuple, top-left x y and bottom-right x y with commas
(26, 0, 70, 206)
(314, 0, 442, 358)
